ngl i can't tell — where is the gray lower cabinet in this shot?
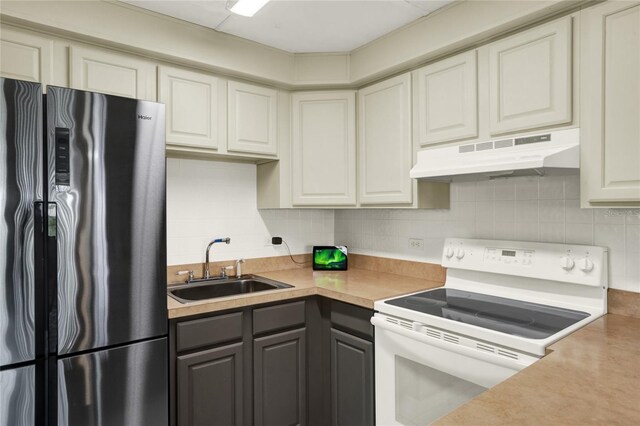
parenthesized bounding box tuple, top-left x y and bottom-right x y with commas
(177, 342, 244, 426)
(170, 297, 374, 426)
(322, 300, 375, 426)
(170, 300, 309, 426)
(254, 328, 307, 426)
(330, 328, 374, 426)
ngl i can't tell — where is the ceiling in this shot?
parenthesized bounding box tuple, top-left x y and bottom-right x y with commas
(121, 0, 455, 53)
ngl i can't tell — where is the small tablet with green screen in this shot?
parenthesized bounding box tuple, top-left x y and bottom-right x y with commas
(313, 246, 348, 271)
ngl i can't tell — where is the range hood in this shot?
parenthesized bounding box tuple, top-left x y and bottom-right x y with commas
(410, 128, 580, 182)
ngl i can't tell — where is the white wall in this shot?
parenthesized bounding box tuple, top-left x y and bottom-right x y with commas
(167, 162, 639, 292)
(335, 175, 640, 293)
(167, 158, 334, 265)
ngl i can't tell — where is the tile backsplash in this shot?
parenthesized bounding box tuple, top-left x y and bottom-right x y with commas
(335, 175, 640, 293)
(167, 158, 334, 265)
(167, 161, 639, 293)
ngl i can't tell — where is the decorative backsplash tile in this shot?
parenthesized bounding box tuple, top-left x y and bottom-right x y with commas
(166, 161, 639, 293)
(335, 175, 640, 293)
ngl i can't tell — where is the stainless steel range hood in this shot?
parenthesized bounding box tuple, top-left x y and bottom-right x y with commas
(410, 128, 580, 182)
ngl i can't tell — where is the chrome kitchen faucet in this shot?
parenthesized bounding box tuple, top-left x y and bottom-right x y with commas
(204, 237, 231, 279)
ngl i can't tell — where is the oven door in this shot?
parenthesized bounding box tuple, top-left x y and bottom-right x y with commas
(372, 314, 530, 425)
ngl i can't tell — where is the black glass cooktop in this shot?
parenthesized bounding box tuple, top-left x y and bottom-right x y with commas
(385, 288, 589, 339)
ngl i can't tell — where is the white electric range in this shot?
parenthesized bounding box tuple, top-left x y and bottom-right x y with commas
(372, 238, 608, 425)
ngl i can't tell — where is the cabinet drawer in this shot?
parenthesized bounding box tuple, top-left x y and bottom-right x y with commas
(330, 300, 374, 340)
(253, 300, 306, 335)
(176, 312, 243, 352)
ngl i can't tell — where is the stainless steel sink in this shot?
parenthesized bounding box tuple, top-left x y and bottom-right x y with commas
(168, 275, 292, 303)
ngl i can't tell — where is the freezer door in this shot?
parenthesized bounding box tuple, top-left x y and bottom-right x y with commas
(0, 365, 35, 426)
(0, 78, 43, 366)
(58, 337, 168, 426)
(46, 87, 166, 355)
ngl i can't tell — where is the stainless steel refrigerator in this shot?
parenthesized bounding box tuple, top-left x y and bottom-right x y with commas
(0, 78, 168, 426)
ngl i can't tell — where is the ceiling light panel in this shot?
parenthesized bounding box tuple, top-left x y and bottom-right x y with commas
(226, 0, 271, 17)
(121, 0, 456, 53)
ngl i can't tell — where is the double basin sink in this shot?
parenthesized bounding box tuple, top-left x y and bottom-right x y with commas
(168, 275, 293, 304)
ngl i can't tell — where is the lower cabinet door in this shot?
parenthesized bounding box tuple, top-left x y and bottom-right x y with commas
(254, 328, 306, 426)
(177, 342, 243, 426)
(330, 328, 374, 426)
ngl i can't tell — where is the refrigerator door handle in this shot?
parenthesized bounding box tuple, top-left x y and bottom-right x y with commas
(46, 203, 58, 356)
(35, 201, 59, 425)
(33, 202, 47, 359)
(33, 202, 58, 355)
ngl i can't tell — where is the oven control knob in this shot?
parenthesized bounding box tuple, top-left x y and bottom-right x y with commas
(445, 248, 455, 259)
(559, 256, 575, 271)
(456, 249, 465, 259)
(578, 258, 594, 273)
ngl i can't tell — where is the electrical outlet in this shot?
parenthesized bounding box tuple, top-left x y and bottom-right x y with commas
(409, 238, 424, 250)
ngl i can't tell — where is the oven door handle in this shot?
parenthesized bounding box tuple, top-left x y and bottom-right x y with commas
(371, 315, 532, 370)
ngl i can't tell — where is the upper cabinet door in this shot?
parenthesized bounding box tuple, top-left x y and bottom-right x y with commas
(291, 91, 356, 206)
(227, 81, 277, 156)
(358, 73, 412, 204)
(581, 2, 640, 206)
(0, 27, 53, 87)
(159, 66, 219, 150)
(414, 50, 478, 146)
(489, 17, 572, 135)
(69, 45, 156, 101)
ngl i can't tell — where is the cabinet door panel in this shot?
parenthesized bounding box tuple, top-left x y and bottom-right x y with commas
(414, 50, 478, 145)
(330, 328, 374, 426)
(582, 2, 640, 205)
(159, 66, 219, 149)
(292, 91, 356, 206)
(177, 343, 243, 426)
(0, 27, 53, 86)
(70, 45, 156, 101)
(359, 73, 412, 204)
(489, 17, 572, 135)
(228, 81, 277, 156)
(254, 328, 306, 426)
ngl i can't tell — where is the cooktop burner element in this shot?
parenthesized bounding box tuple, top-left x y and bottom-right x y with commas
(384, 288, 589, 339)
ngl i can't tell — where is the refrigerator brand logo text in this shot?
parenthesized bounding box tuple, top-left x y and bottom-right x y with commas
(137, 114, 152, 120)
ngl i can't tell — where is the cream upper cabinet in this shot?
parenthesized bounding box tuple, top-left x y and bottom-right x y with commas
(414, 50, 478, 146)
(358, 73, 412, 204)
(0, 27, 53, 86)
(159, 66, 220, 150)
(581, 1, 640, 207)
(489, 17, 572, 135)
(69, 45, 156, 101)
(227, 81, 277, 156)
(291, 91, 356, 206)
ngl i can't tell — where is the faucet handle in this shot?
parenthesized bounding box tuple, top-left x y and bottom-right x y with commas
(220, 265, 233, 278)
(177, 270, 194, 283)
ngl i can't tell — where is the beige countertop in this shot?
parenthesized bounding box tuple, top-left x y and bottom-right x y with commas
(167, 266, 640, 425)
(167, 267, 443, 319)
(437, 313, 640, 425)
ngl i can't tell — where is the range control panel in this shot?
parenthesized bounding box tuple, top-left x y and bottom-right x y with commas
(485, 248, 535, 266)
(442, 238, 608, 288)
